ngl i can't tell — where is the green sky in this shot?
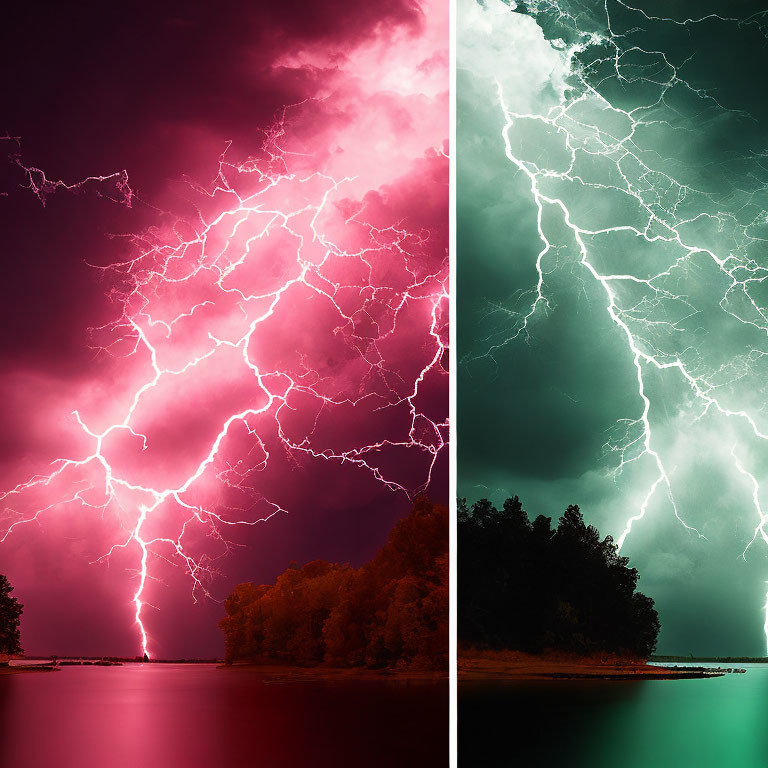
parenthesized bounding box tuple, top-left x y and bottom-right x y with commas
(458, 0, 768, 655)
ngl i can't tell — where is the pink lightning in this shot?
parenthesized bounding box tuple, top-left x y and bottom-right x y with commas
(0, 0, 448, 657)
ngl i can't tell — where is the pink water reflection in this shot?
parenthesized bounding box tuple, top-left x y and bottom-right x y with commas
(0, 665, 446, 767)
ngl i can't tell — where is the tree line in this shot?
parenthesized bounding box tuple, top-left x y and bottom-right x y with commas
(458, 496, 659, 658)
(0, 573, 23, 663)
(220, 496, 448, 669)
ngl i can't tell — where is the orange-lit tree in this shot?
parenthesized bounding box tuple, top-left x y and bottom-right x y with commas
(220, 497, 448, 670)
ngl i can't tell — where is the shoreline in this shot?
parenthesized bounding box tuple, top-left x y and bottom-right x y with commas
(652, 655, 768, 664)
(459, 652, 728, 681)
(0, 665, 57, 675)
(3, 660, 447, 682)
(220, 663, 448, 682)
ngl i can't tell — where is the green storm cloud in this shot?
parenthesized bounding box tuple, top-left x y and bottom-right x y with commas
(458, 0, 768, 656)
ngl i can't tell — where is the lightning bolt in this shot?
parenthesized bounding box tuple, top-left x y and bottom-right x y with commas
(464, 0, 768, 651)
(0, 117, 448, 657)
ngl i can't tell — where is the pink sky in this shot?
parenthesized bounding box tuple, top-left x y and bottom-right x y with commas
(0, 0, 447, 657)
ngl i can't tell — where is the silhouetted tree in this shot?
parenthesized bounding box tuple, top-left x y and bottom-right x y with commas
(458, 497, 660, 658)
(0, 573, 23, 662)
(220, 497, 448, 670)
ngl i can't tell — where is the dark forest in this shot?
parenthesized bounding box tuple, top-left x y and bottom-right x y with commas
(459, 496, 659, 658)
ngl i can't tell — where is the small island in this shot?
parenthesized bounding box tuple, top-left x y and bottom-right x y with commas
(458, 496, 726, 680)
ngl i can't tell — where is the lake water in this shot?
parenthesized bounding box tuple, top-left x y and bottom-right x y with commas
(461, 663, 768, 767)
(0, 664, 447, 768)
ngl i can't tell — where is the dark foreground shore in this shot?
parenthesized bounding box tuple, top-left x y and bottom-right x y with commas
(0, 665, 57, 675)
(459, 651, 727, 680)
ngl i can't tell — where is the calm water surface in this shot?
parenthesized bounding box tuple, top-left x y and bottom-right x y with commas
(0, 664, 447, 768)
(461, 663, 768, 767)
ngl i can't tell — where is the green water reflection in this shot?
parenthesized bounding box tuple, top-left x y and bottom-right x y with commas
(460, 664, 768, 767)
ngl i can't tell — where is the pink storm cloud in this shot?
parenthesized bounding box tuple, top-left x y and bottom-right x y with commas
(0, 0, 447, 657)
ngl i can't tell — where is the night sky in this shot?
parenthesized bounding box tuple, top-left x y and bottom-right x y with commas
(459, 0, 768, 656)
(0, 0, 447, 658)
(16, 0, 768, 663)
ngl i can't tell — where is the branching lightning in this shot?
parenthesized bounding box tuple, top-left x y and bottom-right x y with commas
(0, 121, 448, 656)
(467, 0, 768, 650)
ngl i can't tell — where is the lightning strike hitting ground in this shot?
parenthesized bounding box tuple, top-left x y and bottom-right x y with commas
(0, 123, 448, 657)
(462, 0, 768, 651)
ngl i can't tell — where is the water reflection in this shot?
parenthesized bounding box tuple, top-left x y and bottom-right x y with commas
(0, 665, 447, 768)
(461, 664, 768, 767)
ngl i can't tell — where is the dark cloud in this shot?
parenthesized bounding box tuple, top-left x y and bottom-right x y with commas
(0, 0, 421, 372)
